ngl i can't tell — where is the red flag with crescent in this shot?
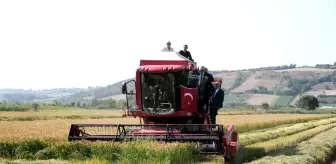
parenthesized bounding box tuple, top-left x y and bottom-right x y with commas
(180, 85, 198, 113)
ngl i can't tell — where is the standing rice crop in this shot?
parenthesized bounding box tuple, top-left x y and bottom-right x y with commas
(0, 139, 201, 164)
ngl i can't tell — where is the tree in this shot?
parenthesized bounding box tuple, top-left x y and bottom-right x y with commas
(295, 95, 319, 110)
(261, 102, 269, 110)
(32, 103, 40, 111)
(76, 102, 81, 107)
(91, 99, 98, 107)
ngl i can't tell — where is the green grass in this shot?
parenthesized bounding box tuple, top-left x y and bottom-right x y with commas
(0, 159, 69, 164)
(0, 104, 82, 112)
(272, 95, 294, 106)
(223, 93, 249, 107)
(248, 127, 336, 164)
(0, 140, 200, 164)
(234, 123, 336, 163)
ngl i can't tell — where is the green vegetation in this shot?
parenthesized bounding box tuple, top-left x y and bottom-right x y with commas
(0, 104, 82, 112)
(295, 95, 319, 110)
(272, 95, 294, 106)
(0, 104, 29, 111)
(223, 93, 249, 107)
(0, 140, 200, 164)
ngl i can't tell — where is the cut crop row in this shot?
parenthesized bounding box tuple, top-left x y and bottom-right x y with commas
(247, 127, 336, 164)
(231, 115, 334, 133)
(239, 117, 336, 146)
(234, 122, 336, 163)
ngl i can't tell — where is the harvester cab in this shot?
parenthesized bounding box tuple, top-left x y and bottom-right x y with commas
(68, 51, 238, 162)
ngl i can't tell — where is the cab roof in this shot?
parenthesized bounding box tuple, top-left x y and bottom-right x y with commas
(139, 51, 196, 66)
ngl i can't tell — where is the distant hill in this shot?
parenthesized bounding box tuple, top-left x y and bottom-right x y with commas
(63, 64, 336, 107)
(0, 88, 85, 103)
(65, 78, 134, 101)
(2, 63, 336, 108)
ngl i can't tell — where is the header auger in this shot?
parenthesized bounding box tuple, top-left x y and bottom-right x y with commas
(68, 51, 239, 162)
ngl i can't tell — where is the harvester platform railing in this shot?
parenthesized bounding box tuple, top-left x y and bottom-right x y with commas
(68, 124, 226, 155)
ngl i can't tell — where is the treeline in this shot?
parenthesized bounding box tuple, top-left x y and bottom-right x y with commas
(210, 62, 336, 74)
(317, 95, 336, 104)
(0, 104, 29, 111)
(0, 103, 39, 111)
(315, 62, 336, 69)
(52, 98, 128, 109)
(0, 98, 128, 111)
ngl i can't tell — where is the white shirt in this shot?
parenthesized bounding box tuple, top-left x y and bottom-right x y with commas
(213, 89, 219, 97)
(161, 47, 174, 52)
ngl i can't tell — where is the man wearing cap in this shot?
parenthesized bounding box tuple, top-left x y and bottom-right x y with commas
(209, 81, 224, 125)
(161, 41, 174, 52)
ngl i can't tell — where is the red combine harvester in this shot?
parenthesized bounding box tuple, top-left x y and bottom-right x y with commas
(68, 51, 239, 162)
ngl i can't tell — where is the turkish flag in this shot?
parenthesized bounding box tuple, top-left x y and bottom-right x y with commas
(180, 85, 198, 113)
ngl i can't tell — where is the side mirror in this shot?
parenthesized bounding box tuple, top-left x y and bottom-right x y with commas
(121, 82, 127, 94)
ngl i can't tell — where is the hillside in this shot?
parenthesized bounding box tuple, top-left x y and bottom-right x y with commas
(0, 88, 85, 103)
(2, 64, 335, 108)
(62, 66, 336, 107)
(65, 78, 134, 101)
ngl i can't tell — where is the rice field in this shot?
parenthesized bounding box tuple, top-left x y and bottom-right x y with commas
(1, 109, 336, 163)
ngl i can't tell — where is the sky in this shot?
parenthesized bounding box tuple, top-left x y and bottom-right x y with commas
(0, 0, 335, 90)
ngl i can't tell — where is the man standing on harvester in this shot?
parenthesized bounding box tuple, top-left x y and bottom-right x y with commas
(179, 45, 194, 61)
(209, 82, 224, 125)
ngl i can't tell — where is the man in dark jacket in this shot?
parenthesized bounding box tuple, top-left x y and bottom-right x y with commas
(179, 45, 194, 61)
(203, 68, 215, 112)
(209, 82, 224, 125)
(187, 64, 199, 88)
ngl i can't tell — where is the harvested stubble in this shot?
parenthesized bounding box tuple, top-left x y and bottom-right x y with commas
(233, 115, 334, 133)
(239, 117, 336, 146)
(234, 122, 336, 163)
(248, 127, 336, 164)
(0, 139, 200, 164)
(0, 114, 332, 141)
(217, 114, 332, 125)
